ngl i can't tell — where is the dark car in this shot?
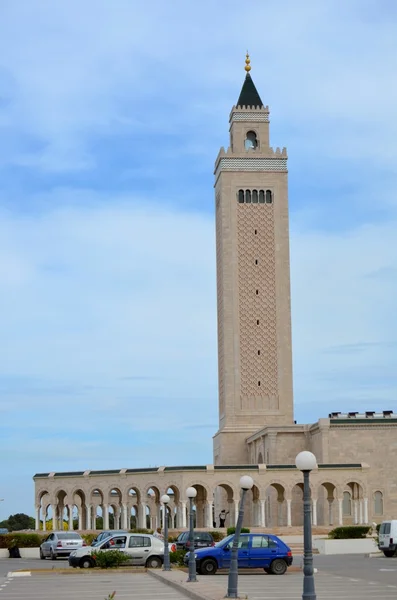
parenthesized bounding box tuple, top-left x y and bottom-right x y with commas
(176, 531, 214, 551)
(184, 533, 293, 575)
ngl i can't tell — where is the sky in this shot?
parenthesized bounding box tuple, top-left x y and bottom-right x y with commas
(0, 0, 396, 517)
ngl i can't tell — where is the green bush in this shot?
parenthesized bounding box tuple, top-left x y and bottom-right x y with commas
(226, 527, 250, 536)
(128, 528, 153, 534)
(169, 550, 186, 566)
(92, 550, 131, 569)
(328, 526, 370, 539)
(0, 533, 45, 548)
(211, 531, 225, 542)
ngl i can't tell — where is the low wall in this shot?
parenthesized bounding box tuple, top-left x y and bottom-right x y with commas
(314, 538, 378, 555)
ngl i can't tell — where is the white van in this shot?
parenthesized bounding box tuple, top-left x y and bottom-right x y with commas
(378, 521, 397, 557)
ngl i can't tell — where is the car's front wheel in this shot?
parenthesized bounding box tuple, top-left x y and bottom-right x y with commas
(270, 559, 287, 575)
(146, 556, 162, 569)
(79, 557, 94, 569)
(383, 550, 395, 558)
(199, 558, 218, 575)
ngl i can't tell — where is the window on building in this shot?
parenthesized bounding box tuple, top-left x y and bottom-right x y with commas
(374, 491, 383, 516)
(266, 190, 273, 204)
(256, 319, 259, 325)
(258, 381, 261, 387)
(252, 189, 258, 203)
(254, 229, 257, 235)
(255, 259, 258, 265)
(259, 190, 265, 203)
(256, 290, 259, 295)
(258, 350, 260, 355)
(343, 491, 352, 516)
(245, 189, 252, 203)
(238, 189, 244, 203)
(245, 130, 258, 150)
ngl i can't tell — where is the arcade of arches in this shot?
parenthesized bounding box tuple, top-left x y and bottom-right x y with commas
(34, 465, 381, 532)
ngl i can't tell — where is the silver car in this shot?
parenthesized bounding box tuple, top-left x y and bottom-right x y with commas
(40, 531, 85, 560)
(69, 533, 165, 569)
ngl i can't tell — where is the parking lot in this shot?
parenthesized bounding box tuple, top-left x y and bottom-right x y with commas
(0, 554, 396, 600)
(0, 573, 191, 600)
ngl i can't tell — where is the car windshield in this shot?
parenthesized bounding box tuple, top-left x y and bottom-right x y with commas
(216, 534, 233, 547)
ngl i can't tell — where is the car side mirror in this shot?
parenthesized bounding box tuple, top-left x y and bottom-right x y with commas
(224, 546, 230, 551)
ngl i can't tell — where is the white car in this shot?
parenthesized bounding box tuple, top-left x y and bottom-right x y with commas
(68, 532, 166, 569)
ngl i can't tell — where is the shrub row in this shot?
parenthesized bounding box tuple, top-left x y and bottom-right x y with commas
(0, 528, 227, 549)
(91, 550, 130, 569)
(328, 526, 371, 539)
(227, 527, 250, 536)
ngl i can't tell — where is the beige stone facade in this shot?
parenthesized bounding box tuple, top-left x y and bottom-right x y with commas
(33, 60, 397, 532)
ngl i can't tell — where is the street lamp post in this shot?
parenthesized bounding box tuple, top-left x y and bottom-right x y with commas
(295, 451, 318, 600)
(186, 486, 197, 582)
(226, 475, 254, 599)
(160, 494, 171, 571)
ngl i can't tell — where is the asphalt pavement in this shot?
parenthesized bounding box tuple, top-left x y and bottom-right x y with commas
(0, 554, 396, 600)
(0, 572, 191, 600)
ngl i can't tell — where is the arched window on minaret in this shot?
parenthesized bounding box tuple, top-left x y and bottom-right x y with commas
(245, 131, 258, 150)
(266, 190, 273, 204)
(252, 190, 258, 203)
(245, 190, 252, 203)
(238, 189, 244, 203)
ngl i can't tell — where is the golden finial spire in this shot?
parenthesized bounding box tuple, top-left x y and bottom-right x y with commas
(245, 51, 251, 72)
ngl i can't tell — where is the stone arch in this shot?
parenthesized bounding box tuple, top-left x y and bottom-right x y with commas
(185, 480, 211, 501)
(144, 484, 162, 531)
(36, 490, 50, 531)
(344, 480, 365, 524)
(213, 481, 237, 530)
(71, 488, 86, 531)
(104, 485, 123, 504)
(52, 489, 69, 530)
(164, 484, 181, 529)
(36, 488, 50, 505)
(265, 481, 288, 528)
(342, 477, 367, 497)
(184, 481, 209, 529)
(124, 485, 141, 505)
(316, 481, 337, 526)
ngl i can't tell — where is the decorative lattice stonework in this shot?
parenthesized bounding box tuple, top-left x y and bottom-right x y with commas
(218, 158, 287, 172)
(231, 112, 269, 122)
(237, 203, 279, 409)
(215, 193, 225, 416)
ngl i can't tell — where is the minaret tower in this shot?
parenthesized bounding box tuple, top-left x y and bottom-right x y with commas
(213, 55, 294, 464)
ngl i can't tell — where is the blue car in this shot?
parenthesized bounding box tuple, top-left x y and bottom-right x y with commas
(184, 533, 292, 575)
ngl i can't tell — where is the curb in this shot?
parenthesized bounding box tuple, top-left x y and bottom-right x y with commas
(7, 567, 148, 575)
(148, 570, 223, 600)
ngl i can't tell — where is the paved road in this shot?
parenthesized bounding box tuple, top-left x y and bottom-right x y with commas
(1, 554, 397, 599)
(0, 573, 191, 600)
(0, 557, 72, 577)
(215, 571, 397, 599)
(312, 554, 397, 587)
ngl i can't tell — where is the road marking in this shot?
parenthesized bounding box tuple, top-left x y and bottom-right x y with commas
(6, 571, 31, 577)
(379, 568, 397, 571)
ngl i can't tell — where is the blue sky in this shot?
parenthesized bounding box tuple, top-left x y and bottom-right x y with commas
(0, 0, 397, 517)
